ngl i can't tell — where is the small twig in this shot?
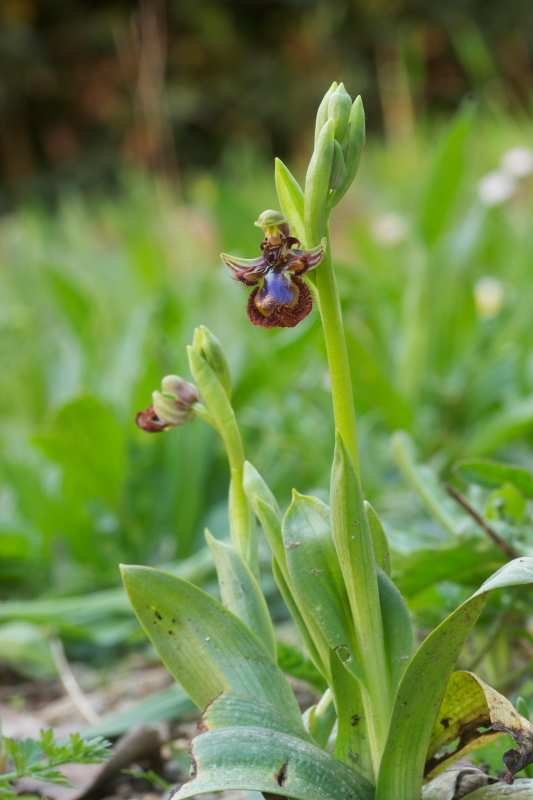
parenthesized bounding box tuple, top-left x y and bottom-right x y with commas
(50, 637, 101, 725)
(443, 483, 520, 560)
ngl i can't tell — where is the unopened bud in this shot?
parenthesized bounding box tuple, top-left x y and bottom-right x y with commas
(329, 140, 346, 190)
(136, 375, 199, 433)
(328, 83, 352, 144)
(315, 82, 338, 144)
(193, 326, 232, 399)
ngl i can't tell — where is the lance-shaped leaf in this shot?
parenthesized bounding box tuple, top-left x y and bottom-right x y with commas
(173, 727, 375, 800)
(455, 459, 533, 498)
(272, 558, 329, 677)
(275, 159, 306, 245)
(283, 491, 365, 685)
(121, 566, 301, 721)
(376, 558, 533, 800)
(331, 433, 391, 727)
(365, 502, 392, 577)
(330, 650, 374, 783)
(243, 461, 330, 674)
(376, 566, 413, 695)
(425, 671, 533, 782)
(205, 530, 276, 660)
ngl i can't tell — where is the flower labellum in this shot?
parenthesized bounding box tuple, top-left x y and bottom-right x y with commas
(221, 211, 326, 329)
(136, 375, 199, 433)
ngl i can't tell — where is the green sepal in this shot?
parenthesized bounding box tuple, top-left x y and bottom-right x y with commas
(329, 96, 366, 208)
(305, 118, 335, 245)
(275, 158, 307, 245)
(330, 140, 346, 190)
(205, 530, 276, 660)
(328, 83, 352, 143)
(315, 82, 338, 143)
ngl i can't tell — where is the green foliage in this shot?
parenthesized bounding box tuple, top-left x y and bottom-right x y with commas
(0, 730, 111, 800)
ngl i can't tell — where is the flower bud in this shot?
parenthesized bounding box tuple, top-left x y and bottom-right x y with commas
(193, 326, 232, 399)
(315, 82, 337, 144)
(136, 375, 199, 432)
(254, 209, 290, 243)
(328, 83, 352, 144)
(329, 140, 346, 190)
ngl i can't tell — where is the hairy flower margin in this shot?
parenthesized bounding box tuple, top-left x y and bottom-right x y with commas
(221, 210, 326, 329)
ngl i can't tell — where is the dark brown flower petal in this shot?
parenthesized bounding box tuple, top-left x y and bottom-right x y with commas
(247, 276, 313, 328)
(136, 405, 167, 432)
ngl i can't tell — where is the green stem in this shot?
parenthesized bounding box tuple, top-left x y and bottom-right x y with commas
(314, 222, 360, 475)
(188, 349, 258, 576)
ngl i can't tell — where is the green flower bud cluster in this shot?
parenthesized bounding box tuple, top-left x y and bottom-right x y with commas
(274, 82, 365, 250)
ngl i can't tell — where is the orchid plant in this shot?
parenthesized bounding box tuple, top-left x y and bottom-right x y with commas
(124, 83, 533, 800)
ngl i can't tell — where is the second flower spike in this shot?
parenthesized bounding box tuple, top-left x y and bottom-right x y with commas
(221, 210, 326, 329)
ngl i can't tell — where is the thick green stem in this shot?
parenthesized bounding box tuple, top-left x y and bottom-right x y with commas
(314, 222, 360, 475)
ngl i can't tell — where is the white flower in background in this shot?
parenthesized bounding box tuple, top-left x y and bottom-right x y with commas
(477, 171, 517, 207)
(501, 146, 533, 178)
(474, 276, 504, 319)
(371, 212, 409, 246)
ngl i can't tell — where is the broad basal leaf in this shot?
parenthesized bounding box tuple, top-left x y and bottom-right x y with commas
(173, 727, 375, 800)
(200, 691, 313, 743)
(121, 566, 300, 720)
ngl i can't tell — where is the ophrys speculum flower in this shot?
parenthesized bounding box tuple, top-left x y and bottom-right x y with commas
(221, 210, 326, 329)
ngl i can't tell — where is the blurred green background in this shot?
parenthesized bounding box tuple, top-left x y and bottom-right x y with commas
(2, 0, 533, 713)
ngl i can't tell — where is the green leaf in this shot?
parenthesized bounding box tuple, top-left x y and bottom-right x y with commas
(329, 95, 366, 208)
(305, 118, 335, 244)
(205, 529, 276, 660)
(34, 396, 126, 508)
(418, 106, 473, 246)
(200, 691, 313, 743)
(455, 459, 533, 498)
(276, 639, 328, 693)
(243, 461, 329, 674)
(272, 557, 329, 677)
(275, 159, 307, 245)
(121, 565, 300, 720)
(283, 491, 364, 685)
(376, 567, 413, 694)
(376, 557, 533, 800)
(173, 727, 375, 800)
(465, 396, 533, 456)
(82, 685, 194, 738)
(331, 433, 390, 727)
(365, 502, 392, 577)
(330, 650, 374, 783)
